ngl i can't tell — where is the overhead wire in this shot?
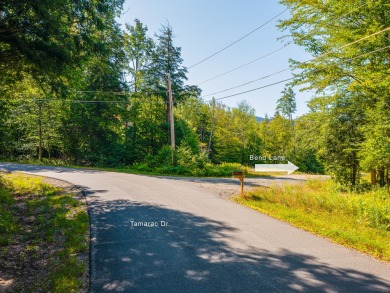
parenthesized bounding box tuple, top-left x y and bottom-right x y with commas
(338, 1, 372, 18)
(200, 68, 290, 98)
(33, 99, 132, 103)
(189, 1, 371, 71)
(6, 4, 385, 106)
(10, 39, 388, 106)
(346, 44, 390, 61)
(197, 44, 291, 85)
(209, 78, 294, 101)
(195, 0, 374, 86)
(187, 8, 289, 69)
(201, 26, 390, 101)
(18, 42, 389, 105)
(204, 43, 390, 102)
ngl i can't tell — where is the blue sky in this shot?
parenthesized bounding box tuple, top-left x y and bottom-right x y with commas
(118, 1, 313, 118)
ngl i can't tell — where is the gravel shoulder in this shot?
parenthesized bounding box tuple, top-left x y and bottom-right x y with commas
(158, 174, 330, 199)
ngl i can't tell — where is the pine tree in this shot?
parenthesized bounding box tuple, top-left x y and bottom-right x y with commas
(124, 19, 155, 93)
(276, 86, 296, 125)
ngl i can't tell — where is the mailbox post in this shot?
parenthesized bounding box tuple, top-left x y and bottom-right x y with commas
(233, 171, 244, 196)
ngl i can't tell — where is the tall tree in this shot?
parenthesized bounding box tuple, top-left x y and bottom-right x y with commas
(151, 24, 188, 99)
(278, 0, 390, 187)
(276, 86, 296, 124)
(123, 19, 155, 93)
(233, 101, 259, 164)
(0, 0, 125, 86)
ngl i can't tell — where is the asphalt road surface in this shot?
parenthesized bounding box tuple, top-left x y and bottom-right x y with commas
(1, 163, 389, 293)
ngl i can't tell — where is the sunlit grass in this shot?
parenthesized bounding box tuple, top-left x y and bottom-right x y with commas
(0, 173, 88, 291)
(235, 179, 390, 261)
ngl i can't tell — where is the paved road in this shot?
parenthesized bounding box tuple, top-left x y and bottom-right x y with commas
(1, 163, 389, 293)
(156, 174, 330, 199)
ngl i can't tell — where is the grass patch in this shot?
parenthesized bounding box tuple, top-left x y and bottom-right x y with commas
(235, 179, 390, 261)
(0, 173, 89, 292)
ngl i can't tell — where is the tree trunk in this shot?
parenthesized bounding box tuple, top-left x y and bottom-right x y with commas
(351, 164, 357, 186)
(38, 102, 43, 161)
(378, 167, 385, 187)
(371, 169, 377, 185)
(241, 137, 245, 165)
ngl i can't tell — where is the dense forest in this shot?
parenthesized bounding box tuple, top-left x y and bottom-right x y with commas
(0, 0, 389, 189)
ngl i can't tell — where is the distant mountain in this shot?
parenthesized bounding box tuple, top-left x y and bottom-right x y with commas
(255, 116, 264, 122)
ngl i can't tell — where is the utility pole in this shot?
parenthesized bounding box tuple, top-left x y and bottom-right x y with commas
(207, 97, 216, 156)
(37, 100, 43, 161)
(167, 72, 175, 164)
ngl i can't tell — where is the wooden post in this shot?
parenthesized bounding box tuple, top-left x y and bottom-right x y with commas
(167, 72, 175, 165)
(38, 101, 43, 161)
(207, 97, 216, 156)
(233, 171, 244, 196)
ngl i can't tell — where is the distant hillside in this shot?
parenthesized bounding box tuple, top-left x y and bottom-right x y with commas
(255, 116, 264, 122)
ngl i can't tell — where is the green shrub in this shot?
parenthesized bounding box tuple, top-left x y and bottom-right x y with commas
(176, 142, 193, 168)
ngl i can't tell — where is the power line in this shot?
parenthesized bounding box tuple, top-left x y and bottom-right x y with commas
(347, 44, 390, 61)
(201, 68, 290, 98)
(221, 26, 390, 97)
(7, 44, 387, 106)
(197, 1, 376, 85)
(4, 42, 387, 106)
(73, 90, 131, 95)
(206, 78, 294, 102)
(204, 44, 390, 103)
(188, 8, 289, 69)
(189, 1, 371, 72)
(338, 1, 371, 18)
(34, 99, 132, 104)
(197, 44, 291, 85)
(308, 26, 390, 64)
(5, 27, 388, 106)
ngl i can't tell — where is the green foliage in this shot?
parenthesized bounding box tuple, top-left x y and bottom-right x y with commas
(322, 96, 364, 187)
(262, 113, 292, 157)
(0, 0, 125, 85)
(151, 24, 189, 100)
(6, 0, 388, 185)
(176, 142, 194, 168)
(360, 99, 390, 183)
(124, 19, 155, 93)
(276, 85, 296, 122)
(0, 181, 17, 245)
(278, 0, 390, 187)
(292, 114, 325, 174)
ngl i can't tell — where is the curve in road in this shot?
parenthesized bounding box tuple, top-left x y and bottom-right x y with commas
(1, 163, 389, 292)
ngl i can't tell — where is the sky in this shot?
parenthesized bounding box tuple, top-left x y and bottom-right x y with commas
(118, 0, 313, 118)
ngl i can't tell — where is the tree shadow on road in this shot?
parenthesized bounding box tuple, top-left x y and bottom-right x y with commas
(87, 198, 390, 293)
(0, 162, 101, 174)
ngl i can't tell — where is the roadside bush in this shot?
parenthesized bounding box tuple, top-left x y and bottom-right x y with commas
(176, 142, 193, 168)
